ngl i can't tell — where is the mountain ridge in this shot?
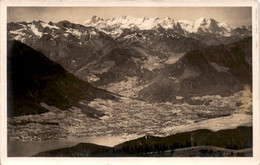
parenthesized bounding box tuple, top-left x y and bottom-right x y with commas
(7, 19, 252, 101)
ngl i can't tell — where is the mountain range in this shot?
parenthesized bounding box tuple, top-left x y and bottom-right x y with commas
(7, 16, 252, 108)
(7, 20, 206, 84)
(84, 16, 251, 45)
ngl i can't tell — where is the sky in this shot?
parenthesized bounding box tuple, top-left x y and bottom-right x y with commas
(7, 7, 252, 27)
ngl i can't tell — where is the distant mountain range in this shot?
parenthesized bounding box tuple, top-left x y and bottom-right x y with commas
(84, 16, 251, 45)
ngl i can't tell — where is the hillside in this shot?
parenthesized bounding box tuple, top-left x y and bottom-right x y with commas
(138, 37, 252, 103)
(7, 41, 115, 117)
(33, 126, 252, 157)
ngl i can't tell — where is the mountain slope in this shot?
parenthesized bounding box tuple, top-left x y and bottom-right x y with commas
(138, 37, 252, 103)
(7, 41, 115, 117)
(7, 20, 116, 82)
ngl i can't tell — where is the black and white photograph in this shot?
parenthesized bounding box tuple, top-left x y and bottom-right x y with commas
(0, 0, 259, 164)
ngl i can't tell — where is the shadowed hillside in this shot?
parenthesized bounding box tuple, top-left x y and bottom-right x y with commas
(7, 41, 115, 117)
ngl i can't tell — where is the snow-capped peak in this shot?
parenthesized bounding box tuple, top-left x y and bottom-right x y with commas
(178, 17, 232, 35)
(83, 16, 240, 38)
(195, 17, 207, 23)
(84, 16, 183, 34)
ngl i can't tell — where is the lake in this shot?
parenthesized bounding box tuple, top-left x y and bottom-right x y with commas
(8, 134, 142, 157)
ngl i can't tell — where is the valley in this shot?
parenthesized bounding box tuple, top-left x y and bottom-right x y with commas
(6, 14, 253, 157)
(8, 90, 252, 142)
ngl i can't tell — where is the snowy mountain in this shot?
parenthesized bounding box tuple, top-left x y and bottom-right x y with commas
(178, 17, 232, 36)
(84, 16, 185, 37)
(8, 20, 112, 48)
(84, 16, 251, 45)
